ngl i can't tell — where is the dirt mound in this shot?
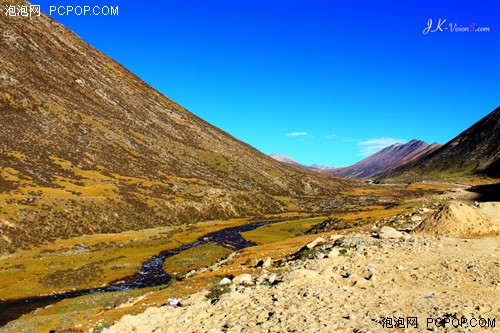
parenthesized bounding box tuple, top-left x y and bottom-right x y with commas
(415, 202, 500, 237)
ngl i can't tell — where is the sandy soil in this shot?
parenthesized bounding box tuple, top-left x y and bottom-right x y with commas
(477, 202, 500, 225)
(105, 185, 500, 333)
(416, 202, 500, 237)
(106, 234, 500, 332)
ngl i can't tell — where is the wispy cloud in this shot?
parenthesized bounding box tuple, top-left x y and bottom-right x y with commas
(358, 137, 406, 157)
(286, 131, 308, 137)
(326, 134, 356, 142)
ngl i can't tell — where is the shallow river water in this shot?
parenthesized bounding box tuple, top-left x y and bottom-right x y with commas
(0, 220, 279, 326)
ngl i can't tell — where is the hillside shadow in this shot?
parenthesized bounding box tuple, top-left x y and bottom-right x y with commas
(466, 183, 500, 202)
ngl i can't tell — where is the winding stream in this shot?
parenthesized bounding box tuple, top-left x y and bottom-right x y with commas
(0, 220, 280, 326)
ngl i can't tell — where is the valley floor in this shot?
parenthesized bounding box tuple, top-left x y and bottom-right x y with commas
(105, 183, 500, 333)
(1, 180, 499, 332)
(107, 233, 500, 333)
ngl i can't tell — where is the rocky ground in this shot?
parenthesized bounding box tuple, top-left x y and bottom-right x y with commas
(106, 200, 500, 333)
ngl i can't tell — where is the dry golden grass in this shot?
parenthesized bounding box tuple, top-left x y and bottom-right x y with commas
(3, 180, 479, 332)
(0, 218, 251, 300)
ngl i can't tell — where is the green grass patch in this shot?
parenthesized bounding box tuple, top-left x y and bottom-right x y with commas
(162, 243, 233, 274)
(241, 217, 325, 245)
(205, 284, 231, 301)
(1, 288, 146, 333)
(0, 218, 250, 300)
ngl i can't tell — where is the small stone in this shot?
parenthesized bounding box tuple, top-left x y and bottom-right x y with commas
(328, 248, 340, 258)
(315, 252, 326, 259)
(262, 257, 272, 268)
(266, 273, 277, 284)
(411, 215, 422, 222)
(219, 277, 232, 285)
(365, 273, 375, 281)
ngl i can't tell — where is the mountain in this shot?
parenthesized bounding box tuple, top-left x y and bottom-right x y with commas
(309, 164, 333, 171)
(0, 4, 346, 252)
(381, 107, 500, 181)
(328, 140, 442, 179)
(269, 154, 335, 172)
(268, 154, 303, 167)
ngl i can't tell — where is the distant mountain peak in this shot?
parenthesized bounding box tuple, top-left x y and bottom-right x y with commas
(382, 107, 500, 180)
(329, 139, 442, 179)
(269, 154, 334, 171)
(268, 154, 303, 166)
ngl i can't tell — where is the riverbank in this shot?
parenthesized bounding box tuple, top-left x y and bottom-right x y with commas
(0, 219, 285, 327)
(108, 232, 500, 333)
(2, 180, 497, 332)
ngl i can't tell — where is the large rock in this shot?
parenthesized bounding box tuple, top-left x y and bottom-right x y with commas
(411, 215, 422, 222)
(377, 226, 404, 239)
(257, 257, 272, 268)
(219, 277, 232, 285)
(232, 273, 253, 286)
(328, 248, 340, 258)
(262, 257, 272, 268)
(305, 237, 326, 249)
(266, 273, 277, 284)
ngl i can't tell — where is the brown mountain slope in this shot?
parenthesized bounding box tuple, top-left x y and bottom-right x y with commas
(0, 3, 347, 252)
(328, 140, 441, 179)
(380, 107, 500, 181)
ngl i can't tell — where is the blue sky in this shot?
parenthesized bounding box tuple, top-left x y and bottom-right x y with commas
(35, 0, 499, 167)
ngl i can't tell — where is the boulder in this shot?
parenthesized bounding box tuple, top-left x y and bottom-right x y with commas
(219, 277, 232, 285)
(411, 215, 422, 222)
(377, 226, 404, 239)
(266, 273, 277, 284)
(306, 237, 326, 249)
(328, 248, 340, 258)
(232, 273, 253, 286)
(257, 257, 272, 268)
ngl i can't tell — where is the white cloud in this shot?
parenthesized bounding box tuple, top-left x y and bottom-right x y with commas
(286, 131, 308, 137)
(358, 137, 406, 157)
(326, 134, 357, 143)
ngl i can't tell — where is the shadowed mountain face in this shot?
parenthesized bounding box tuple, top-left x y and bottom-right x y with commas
(328, 140, 442, 179)
(0, 2, 346, 252)
(381, 107, 500, 181)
